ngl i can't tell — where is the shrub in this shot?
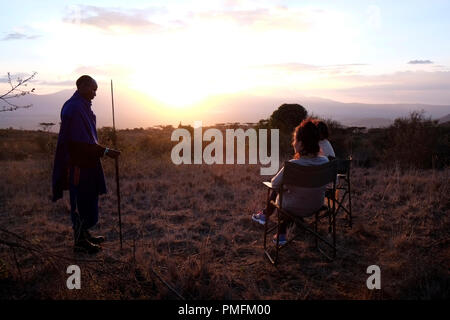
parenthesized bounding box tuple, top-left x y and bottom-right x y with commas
(138, 134, 173, 157)
(381, 111, 444, 169)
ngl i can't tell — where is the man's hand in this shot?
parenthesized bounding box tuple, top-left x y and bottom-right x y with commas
(106, 148, 121, 159)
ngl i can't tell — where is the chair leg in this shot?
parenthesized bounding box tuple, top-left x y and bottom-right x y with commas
(332, 209, 337, 258)
(347, 178, 353, 228)
(327, 196, 332, 233)
(263, 215, 268, 251)
(314, 211, 318, 248)
(335, 186, 354, 229)
(264, 220, 277, 265)
(265, 188, 271, 248)
(274, 210, 280, 265)
(263, 191, 269, 251)
(263, 188, 276, 265)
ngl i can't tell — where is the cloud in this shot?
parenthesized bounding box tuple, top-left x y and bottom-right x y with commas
(223, 0, 284, 10)
(29, 65, 134, 89)
(37, 80, 74, 87)
(321, 71, 450, 104)
(2, 32, 40, 41)
(62, 4, 318, 35)
(0, 72, 37, 83)
(408, 60, 433, 64)
(337, 71, 450, 89)
(74, 65, 133, 78)
(192, 7, 312, 31)
(64, 5, 163, 33)
(256, 62, 368, 75)
(259, 69, 450, 105)
(259, 62, 319, 71)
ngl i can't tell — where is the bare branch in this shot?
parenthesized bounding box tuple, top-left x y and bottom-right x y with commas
(0, 71, 37, 112)
(1, 97, 32, 112)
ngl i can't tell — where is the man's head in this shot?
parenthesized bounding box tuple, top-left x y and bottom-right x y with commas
(76, 75, 97, 101)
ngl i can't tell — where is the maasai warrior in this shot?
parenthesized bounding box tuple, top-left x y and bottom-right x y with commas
(52, 75, 120, 254)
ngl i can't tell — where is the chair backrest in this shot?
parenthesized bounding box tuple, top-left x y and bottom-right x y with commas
(282, 160, 338, 188)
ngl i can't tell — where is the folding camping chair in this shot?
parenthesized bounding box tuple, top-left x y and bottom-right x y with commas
(262, 160, 338, 265)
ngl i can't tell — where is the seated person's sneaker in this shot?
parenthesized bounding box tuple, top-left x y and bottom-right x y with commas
(272, 233, 287, 246)
(252, 211, 266, 225)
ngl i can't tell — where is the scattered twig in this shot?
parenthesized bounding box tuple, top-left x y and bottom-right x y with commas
(424, 237, 450, 249)
(150, 267, 185, 300)
(11, 247, 23, 282)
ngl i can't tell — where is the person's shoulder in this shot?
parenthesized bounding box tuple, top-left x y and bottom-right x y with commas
(291, 156, 329, 166)
(62, 96, 81, 117)
(316, 156, 329, 164)
(61, 104, 77, 119)
(289, 158, 312, 165)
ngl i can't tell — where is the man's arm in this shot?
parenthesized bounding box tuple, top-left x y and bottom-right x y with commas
(69, 141, 106, 158)
(68, 141, 120, 167)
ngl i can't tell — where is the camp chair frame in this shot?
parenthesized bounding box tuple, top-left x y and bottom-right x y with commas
(329, 157, 353, 228)
(263, 160, 338, 265)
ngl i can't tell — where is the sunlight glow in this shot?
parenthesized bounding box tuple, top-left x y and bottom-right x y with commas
(10, 1, 445, 117)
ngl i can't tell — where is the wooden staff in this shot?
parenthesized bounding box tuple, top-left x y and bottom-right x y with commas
(110, 79, 123, 250)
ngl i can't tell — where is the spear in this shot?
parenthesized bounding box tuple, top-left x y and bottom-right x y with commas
(110, 79, 123, 250)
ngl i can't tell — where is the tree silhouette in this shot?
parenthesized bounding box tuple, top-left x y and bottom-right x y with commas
(39, 122, 55, 132)
(269, 103, 308, 135)
(0, 72, 37, 112)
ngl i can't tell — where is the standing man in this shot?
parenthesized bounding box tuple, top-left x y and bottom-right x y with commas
(52, 75, 120, 254)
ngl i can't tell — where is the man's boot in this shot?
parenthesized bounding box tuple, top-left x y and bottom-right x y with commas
(73, 228, 101, 254)
(83, 229, 105, 245)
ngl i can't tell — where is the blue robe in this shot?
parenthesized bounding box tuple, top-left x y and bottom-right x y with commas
(52, 91, 107, 230)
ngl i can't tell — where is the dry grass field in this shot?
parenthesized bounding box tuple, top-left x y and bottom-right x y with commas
(0, 129, 449, 299)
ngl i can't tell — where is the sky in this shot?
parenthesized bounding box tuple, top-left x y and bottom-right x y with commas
(1, 0, 450, 123)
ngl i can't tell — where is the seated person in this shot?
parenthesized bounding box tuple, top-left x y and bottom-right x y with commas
(316, 120, 335, 159)
(252, 118, 329, 245)
(316, 120, 340, 198)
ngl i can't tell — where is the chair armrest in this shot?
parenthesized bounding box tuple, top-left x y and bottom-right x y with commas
(262, 182, 273, 189)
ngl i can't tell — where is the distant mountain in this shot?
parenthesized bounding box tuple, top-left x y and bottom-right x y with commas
(338, 117, 394, 128)
(201, 93, 450, 126)
(267, 96, 450, 125)
(0, 90, 73, 131)
(438, 114, 450, 124)
(1, 88, 449, 130)
(0, 88, 166, 132)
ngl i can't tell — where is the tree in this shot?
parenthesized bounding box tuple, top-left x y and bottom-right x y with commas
(39, 122, 55, 132)
(265, 103, 308, 155)
(269, 103, 308, 135)
(0, 72, 37, 112)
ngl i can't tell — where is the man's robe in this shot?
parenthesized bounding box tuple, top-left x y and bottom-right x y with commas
(52, 91, 107, 202)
